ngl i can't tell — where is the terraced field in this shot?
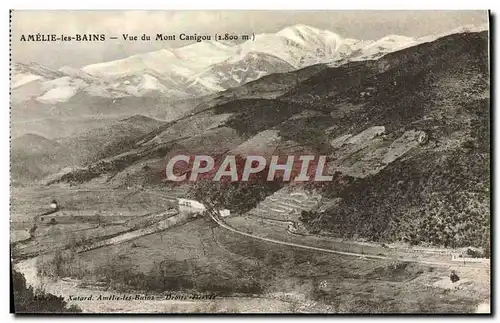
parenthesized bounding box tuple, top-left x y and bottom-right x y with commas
(10, 184, 192, 259)
(245, 187, 322, 221)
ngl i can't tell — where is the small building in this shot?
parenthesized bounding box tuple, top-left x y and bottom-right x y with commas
(50, 199, 59, 210)
(218, 209, 231, 217)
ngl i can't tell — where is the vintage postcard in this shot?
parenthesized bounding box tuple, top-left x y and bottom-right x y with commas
(10, 10, 491, 314)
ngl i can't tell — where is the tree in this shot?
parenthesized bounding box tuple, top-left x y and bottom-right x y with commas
(450, 270, 460, 283)
(12, 269, 81, 313)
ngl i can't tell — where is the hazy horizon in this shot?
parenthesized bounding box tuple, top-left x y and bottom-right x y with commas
(11, 10, 488, 69)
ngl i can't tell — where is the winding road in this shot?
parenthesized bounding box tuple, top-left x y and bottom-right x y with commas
(207, 211, 489, 268)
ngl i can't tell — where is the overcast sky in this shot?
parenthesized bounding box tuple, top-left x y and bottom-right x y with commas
(11, 10, 488, 68)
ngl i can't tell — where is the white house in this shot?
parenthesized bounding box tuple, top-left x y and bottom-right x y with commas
(50, 200, 58, 210)
(218, 209, 231, 217)
(177, 198, 207, 214)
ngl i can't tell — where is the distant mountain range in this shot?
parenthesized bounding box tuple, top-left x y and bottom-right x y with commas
(11, 23, 488, 105)
(10, 23, 488, 142)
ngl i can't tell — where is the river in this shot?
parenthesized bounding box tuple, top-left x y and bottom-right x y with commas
(11, 211, 294, 313)
(14, 256, 295, 313)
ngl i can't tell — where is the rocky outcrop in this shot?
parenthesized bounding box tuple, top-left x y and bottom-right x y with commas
(330, 134, 353, 149)
(383, 130, 428, 164)
(346, 126, 386, 145)
(328, 127, 428, 178)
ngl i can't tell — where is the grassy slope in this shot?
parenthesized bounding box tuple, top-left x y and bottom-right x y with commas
(36, 218, 487, 313)
(11, 134, 68, 183)
(285, 32, 490, 251)
(11, 115, 167, 185)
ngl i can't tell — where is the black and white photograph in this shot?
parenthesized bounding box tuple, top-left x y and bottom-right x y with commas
(9, 10, 491, 314)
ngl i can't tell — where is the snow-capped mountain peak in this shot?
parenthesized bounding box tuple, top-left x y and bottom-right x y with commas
(81, 49, 178, 77)
(12, 23, 487, 104)
(277, 24, 343, 45)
